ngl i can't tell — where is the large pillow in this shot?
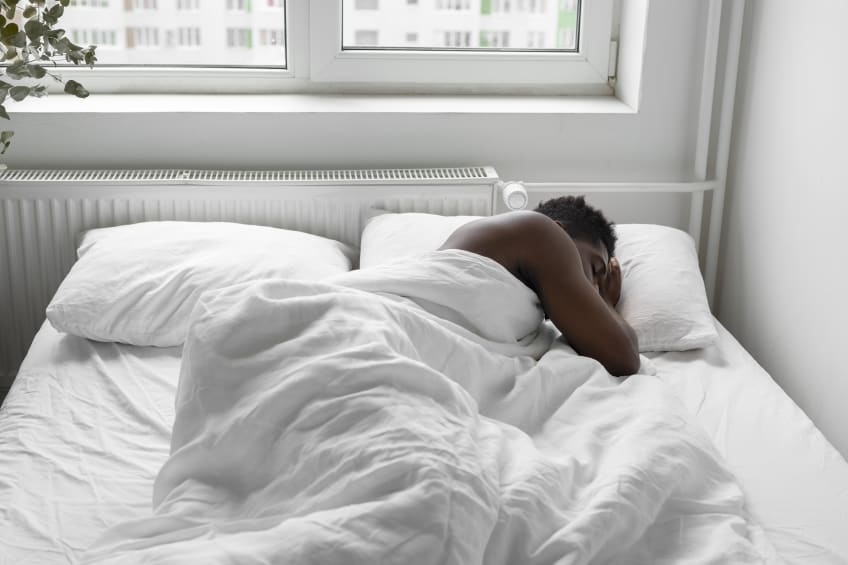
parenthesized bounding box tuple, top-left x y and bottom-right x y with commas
(46, 221, 355, 347)
(613, 224, 716, 352)
(359, 211, 480, 268)
(359, 212, 717, 352)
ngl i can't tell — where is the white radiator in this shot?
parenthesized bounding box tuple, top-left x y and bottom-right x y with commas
(0, 167, 499, 389)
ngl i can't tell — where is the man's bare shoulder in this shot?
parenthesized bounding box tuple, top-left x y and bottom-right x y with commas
(441, 211, 557, 247)
(439, 211, 564, 273)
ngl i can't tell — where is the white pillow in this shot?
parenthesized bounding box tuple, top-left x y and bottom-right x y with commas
(613, 224, 717, 352)
(359, 212, 717, 352)
(359, 211, 480, 268)
(47, 221, 355, 347)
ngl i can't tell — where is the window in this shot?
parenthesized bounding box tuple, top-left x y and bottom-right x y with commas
(57, 1, 286, 67)
(311, 0, 614, 92)
(126, 0, 158, 10)
(259, 29, 285, 47)
(227, 28, 253, 49)
(126, 27, 159, 48)
(479, 30, 510, 48)
(72, 29, 118, 46)
(436, 0, 471, 10)
(54, 0, 617, 95)
(227, 0, 251, 11)
(439, 31, 472, 48)
(526, 31, 546, 49)
(176, 28, 202, 48)
(353, 30, 379, 46)
(341, 1, 571, 50)
(70, 0, 110, 8)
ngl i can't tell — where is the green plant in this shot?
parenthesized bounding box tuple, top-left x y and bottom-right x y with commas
(0, 0, 96, 154)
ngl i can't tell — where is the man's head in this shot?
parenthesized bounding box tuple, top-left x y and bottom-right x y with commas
(535, 195, 616, 288)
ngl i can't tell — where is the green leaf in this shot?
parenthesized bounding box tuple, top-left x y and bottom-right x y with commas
(51, 36, 70, 53)
(0, 33, 14, 47)
(24, 19, 44, 40)
(84, 47, 97, 67)
(25, 64, 46, 78)
(63, 79, 88, 98)
(1, 130, 13, 142)
(66, 49, 82, 64)
(3, 45, 16, 60)
(43, 4, 64, 26)
(4, 61, 28, 79)
(29, 85, 47, 98)
(60, 0, 71, 6)
(22, 5, 35, 18)
(9, 85, 29, 101)
(0, 105, 9, 120)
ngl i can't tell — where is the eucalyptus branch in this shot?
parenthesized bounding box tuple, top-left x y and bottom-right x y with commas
(0, 0, 98, 155)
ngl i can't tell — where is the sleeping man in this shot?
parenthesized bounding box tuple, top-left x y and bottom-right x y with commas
(439, 195, 640, 376)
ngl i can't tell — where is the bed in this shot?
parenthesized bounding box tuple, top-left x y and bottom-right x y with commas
(1, 174, 847, 564)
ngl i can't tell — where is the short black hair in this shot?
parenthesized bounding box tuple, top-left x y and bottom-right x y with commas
(534, 195, 617, 257)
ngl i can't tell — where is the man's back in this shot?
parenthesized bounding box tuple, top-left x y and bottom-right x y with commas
(440, 211, 640, 376)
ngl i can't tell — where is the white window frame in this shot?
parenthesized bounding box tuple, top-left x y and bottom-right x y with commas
(48, 0, 616, 95)
(310, 0, 615, 94)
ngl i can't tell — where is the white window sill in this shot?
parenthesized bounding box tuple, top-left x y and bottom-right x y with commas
(7, 93, 636, 116)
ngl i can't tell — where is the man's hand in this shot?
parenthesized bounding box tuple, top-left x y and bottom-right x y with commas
(599, 257, 622, 308)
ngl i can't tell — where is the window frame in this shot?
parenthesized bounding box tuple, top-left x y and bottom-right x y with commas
(47, 0, 616, 95)
(309, 0, 615, 94)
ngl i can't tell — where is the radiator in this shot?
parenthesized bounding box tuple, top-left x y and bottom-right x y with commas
(0, 167, 499, 388)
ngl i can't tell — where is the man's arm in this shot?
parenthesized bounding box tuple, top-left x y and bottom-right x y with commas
(517, 214, 640, 376)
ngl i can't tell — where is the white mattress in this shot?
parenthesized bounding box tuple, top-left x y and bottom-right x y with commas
(0, 323, 181, 564)
(649, 321, 848, 565)
(1, 320, 847, 564)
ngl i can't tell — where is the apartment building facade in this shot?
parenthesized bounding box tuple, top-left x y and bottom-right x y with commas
(59, 0, 578, 66)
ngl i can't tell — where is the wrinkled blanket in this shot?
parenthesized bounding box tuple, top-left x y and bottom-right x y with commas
(79, 250, 764, 564)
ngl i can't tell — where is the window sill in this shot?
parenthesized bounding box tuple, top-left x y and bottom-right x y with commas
(8, 93, 636, 116)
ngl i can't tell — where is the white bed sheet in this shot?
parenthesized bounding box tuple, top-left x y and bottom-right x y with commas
(0, 319, 846, 564)
(0, 323, 180, 564)
(649, 319, 848, 565)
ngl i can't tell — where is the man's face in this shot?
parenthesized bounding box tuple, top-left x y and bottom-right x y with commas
(574, 238, 610, 293)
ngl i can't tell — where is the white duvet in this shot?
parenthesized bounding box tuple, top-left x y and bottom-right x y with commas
(79, 250, 764, 564)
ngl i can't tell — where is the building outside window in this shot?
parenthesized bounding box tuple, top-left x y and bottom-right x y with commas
(53, 0, 614, 95)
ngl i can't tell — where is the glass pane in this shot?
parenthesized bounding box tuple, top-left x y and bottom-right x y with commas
(57, 0, 285, 67)
(342, 0, 579, 51)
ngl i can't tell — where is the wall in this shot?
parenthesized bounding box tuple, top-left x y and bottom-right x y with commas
(716, 0, 848, 457)
(6, 1, 706, 185)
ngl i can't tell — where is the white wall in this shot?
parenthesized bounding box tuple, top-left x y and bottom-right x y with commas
(717, 0, 848, 457)
(6, 1, 706, 186)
